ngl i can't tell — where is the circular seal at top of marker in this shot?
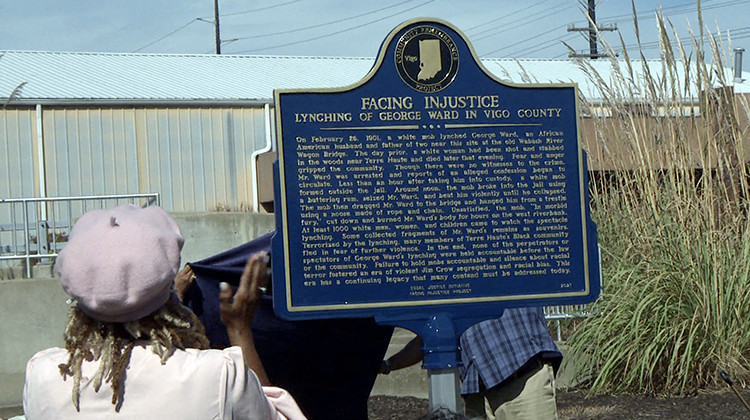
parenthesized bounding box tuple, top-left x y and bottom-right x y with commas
(394, 25, 459, 93)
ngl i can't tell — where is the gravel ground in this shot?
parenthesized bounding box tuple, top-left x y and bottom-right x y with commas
(367, 388, 750, 419)
(4, 388, 749, 419)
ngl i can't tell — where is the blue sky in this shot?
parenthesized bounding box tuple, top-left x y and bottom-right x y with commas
(0, 0, 747, 70)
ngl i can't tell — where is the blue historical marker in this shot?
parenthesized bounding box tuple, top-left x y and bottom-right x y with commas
(271, 18, 600, 367)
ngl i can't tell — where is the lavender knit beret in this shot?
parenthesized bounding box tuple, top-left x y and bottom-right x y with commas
(56, 205, 184, 323)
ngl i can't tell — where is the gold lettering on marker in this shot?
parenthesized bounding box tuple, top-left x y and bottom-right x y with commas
(295, 112, 353, 123)
(360, 96, 414, 110)
(423, 95, 500, 109)
(516, 108, 562, 118)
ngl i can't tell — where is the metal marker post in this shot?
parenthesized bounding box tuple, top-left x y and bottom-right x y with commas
(420, 314, 463, 413)
(428, 369, 462, 413)
(271, 16, 603, 417)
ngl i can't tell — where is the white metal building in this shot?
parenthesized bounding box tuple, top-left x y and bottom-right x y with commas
(1, 50, 748, 212)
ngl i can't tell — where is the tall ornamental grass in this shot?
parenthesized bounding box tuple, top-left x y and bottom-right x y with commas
(566, 3, 750, 395)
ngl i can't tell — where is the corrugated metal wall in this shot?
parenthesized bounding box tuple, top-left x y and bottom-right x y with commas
(43, 108, 140, 199)
(0, 106, 270, 212)
(132, 108, 267, 212)
(0, 109, 37, 199)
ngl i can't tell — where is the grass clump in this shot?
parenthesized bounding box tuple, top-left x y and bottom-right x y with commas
(566, 3, 750, 395)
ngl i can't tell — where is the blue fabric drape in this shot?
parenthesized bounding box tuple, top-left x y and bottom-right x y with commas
(184, 232, 394, 420)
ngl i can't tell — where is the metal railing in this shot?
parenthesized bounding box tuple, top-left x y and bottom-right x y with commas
(0, 194, 160, 278)
(1, 193, 596, 331)
(544, 304, 596, 341)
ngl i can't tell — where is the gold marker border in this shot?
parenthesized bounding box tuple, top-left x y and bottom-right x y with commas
(274, 17, 591, 312)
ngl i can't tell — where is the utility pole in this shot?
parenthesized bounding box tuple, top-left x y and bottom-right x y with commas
(568, 0, 616, 59)
(214, 0, 221, 54)
(198, 0, 223, 54)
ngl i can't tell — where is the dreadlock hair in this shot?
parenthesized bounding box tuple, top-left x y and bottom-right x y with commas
(58, 294, 209, 412)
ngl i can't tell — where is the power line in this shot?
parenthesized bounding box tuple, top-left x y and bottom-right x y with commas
(598, 1, 750, 57)
(215, 0, 302, 18)
(471, 2, 575, 40)
(489, 0, 717, 58)
(230, 0, 434, 54)
(622, 26, 750, 51)
(482, 1, 700, 58)
(132, 1, 303, 54)
(518, 34, 580, 57)
(593, 0, 712, 22)
(231, 0, 418, 41)
(481, 24, 567, 57)
(592, 0, 750, 27)
(508, 32, 579, 58)
(548, 25, 750, 57)
(474, 1, 595, 57)
(132, 19, 198, 53)
(480, 0, 750, 60)
(462, 0, 556, 33)
(132, 0, 750, 57)
(469, 2, 572, 38)
(470, 3, 575, 49)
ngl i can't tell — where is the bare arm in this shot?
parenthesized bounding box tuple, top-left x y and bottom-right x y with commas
(380, 336, 424, 374)
(219, 252, 271, 385)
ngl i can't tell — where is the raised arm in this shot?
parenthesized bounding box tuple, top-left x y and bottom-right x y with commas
(219, 252, 271, 385)
(380, 336, 424, 374)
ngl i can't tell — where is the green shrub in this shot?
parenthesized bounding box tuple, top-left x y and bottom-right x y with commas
(566, 3, 750, 395)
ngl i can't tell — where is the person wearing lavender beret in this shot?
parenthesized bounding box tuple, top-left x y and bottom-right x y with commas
(23, 205, 306, 419)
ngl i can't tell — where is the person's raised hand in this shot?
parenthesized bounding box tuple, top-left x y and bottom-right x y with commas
(218, 251, 271, 384)
(174, 264, 195, 302)
(219, 252, 268, 336)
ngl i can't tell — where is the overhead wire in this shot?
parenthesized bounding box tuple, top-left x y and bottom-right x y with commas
(505, 33, 579, 58)
(471, 3, 577, 57)
(480, 23, 574, 57)
(590, 0, 750, 31)
(214, 0, 302, 18)
(133, 0, 750, 57)
(596, 1, 750, 55)
(471, 2, 576, 40)
(132, 19, 198, 53)
(462, 0, 556, 33)
(231, 0, 419, 41)
(549, 25, 750, 58)
(622, 26, 750, 51)
(133, 0, 303, 53)
(483, 0, 701, 57)
(230, 0, 434, 54)
(488, 0, 750, 59)
(589, 0, 719, 22)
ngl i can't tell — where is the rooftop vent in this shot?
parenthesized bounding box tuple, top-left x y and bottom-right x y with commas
(734, 48, 745, 83)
